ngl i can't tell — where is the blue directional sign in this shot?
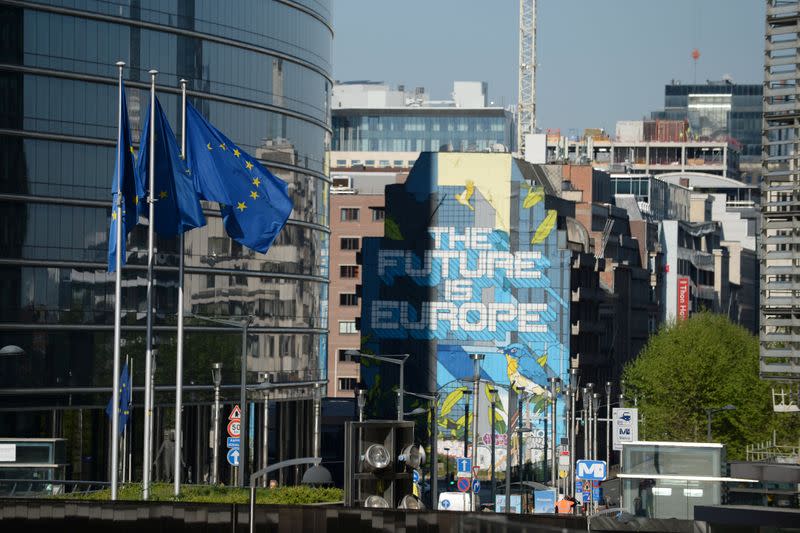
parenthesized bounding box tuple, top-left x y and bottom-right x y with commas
(412, 469, 420, 484)
(456, 477, 470, 493)
(456, 457, 472, 475)
(441, 499, 451, 510)
(575, 459, 607, 481)
(472, 479, 481, 494)
(227, 437, 240, 448)
(226, 448, 240, 466)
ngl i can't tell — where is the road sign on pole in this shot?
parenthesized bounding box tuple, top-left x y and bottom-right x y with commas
(575, 460, 607, 481)
(229, 404, 241, 420)
(472, 479, 481, 494)
(612, 408, 638, 451)
(457, 477, 470, 493)
(456, 457, 472, 476)
(226, 448, 240, 466)
(227, 420, 241, 438)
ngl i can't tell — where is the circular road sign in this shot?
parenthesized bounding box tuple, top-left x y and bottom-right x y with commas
(457, 477, 470, 493)
(227, 420, 241, 438)
(472, 479, 481, 494)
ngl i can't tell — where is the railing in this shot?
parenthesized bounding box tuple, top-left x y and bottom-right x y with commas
(0, 478, 110, 497)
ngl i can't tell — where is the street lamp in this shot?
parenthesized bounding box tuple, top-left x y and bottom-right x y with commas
(705, 404, 736, 442)
(592, 392, 601, 462)
(568, 368, 579, 496)
(469, 353, 485, 478)
(211, 362, 223, 484)
(355, 382, 367, 422)
(0, 345, 25, 357)
(189, 313, 253, 487)
(605, 381, 612, 468)
(405, 390, 439, 506)
(487, 386, 500, 500)
(462, 389, 473, 457)
(344, 350, 409, 421)
(548, 377, 561, 486)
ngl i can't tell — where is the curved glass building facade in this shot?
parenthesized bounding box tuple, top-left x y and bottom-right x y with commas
(0, 0, 330, 482)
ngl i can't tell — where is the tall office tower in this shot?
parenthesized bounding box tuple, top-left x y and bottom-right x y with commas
(0, 1, 332, 483)
(762, 0, 800, 381)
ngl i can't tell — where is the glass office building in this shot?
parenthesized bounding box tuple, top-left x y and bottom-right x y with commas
(653, 82, 762, 159)
(332, 108, 514, 153)
(0, 0, 331, 483)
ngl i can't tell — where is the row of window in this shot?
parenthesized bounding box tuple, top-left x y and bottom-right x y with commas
(339, 207, 384, 222)
(334, 159, 417, 169)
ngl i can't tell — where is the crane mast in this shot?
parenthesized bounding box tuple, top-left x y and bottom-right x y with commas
(517, 0, 536, 158)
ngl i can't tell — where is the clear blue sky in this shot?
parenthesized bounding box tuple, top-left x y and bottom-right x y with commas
(332, 0, 764, 135)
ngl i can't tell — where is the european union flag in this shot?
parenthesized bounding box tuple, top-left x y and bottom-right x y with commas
(105, 362, 131, 434)
(107, 83, 143, 273)
(137, 97, 205, 236)
(185, 102, 292, 253)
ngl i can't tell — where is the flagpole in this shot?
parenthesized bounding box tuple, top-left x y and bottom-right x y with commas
(121, 354, 129, 484)
(110, 60, 125, 502)
(142, 69, 158, 501)
(128, 355, 133, 483)
(174, 79, 188, 497)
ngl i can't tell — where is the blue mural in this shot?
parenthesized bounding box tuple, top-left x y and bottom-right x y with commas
(359, 153, 570, 471)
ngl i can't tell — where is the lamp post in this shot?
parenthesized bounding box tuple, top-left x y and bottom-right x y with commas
(444, 447, 451, 485)
(592, 392, 601, 462)
(462, 389, 473, 457)
(469, 353, 485, 476)
(487, 386, 499, 501)
(344, 350, 409, 421)
(405, 390, 439, 506)
(548, 377, 560, 486)
(584, 383, 594, 459)
(211, 362, 222, 484)
(355, 384, 367, 422)
(605, 381, 612, 468)
(188, 314, 253, 487)
(568, 368, 579, 496)
(705, 404, 736, 442)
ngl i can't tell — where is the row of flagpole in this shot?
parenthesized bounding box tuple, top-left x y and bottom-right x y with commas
(107, 58, 292, 500)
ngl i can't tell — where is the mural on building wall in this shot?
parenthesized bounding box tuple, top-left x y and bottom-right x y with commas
(359, 153, 570, 472)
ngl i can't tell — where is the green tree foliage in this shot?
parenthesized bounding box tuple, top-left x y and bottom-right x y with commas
(623, 312, 797, 459)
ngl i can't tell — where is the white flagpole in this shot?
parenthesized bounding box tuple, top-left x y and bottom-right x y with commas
(128, 355, 134, 483)
(110, 60, 125, 501)
(142, 69, 158, 501)
(174, 79, 188, 496)
(121, 354, 129, 484)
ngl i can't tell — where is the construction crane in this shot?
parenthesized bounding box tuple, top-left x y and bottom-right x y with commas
(517, 0, 536, 158)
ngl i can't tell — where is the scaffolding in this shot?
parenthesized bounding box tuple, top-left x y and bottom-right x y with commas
(746, 429, 800, 462)
(517, 0, 536, 158)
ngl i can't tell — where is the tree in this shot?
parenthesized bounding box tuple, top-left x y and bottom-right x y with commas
(622, 312, 796, 459)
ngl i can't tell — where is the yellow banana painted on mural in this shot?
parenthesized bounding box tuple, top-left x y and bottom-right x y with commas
(531, 209, 557, 244)
(523, 186, 544, 209)
(455, 180, 475, 211)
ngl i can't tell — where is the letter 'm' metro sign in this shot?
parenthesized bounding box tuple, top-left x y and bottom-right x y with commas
(575, 460, 607, 481)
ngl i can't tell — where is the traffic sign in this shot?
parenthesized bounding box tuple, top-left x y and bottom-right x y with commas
(472, 465, 481, 478)
(613, 408, 639, 451)
(456, 457, 472, 475)
(412, 483, 420, 497)
(227, 420, 241, 438)
(227, 437, 240, 448)
(472, 479, 481, 494)
(558, 451, 570, 468)
(229, 405, 241, 420)
(412, 469, 420, 484)
(441, 498, 451, 510)
(226, 448, 240, 466)
(558, 469, 567, 479)
(456, 477, 470, 493)
(575, 459, 607, 481)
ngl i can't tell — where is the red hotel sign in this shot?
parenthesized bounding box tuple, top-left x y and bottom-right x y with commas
(677, 277, 690, 321)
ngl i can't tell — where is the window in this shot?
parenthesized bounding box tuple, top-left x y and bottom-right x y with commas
(339, 378, 357, 391)
(340, 237, 359, 250)
(336, 159, 347, 166)
(365, 160, 375, 166)
(379, 160, 390, 167)
(339, 293, 358, 306)
(340, 265, 359, 278)
(371, 207, 386, 221)
(393, 160, 403, 167)
(340, 208, 359, 221)
(339, 320, 358, 334)
(338, 348, 357, 361)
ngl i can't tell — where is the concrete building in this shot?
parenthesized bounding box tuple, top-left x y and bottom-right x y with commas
(0, 0, 332, 484)
(327, 169, 406, 398)
(761, 0, 800, 380)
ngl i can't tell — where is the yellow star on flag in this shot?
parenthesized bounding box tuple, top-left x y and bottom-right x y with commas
(219, 143, 227, 150)
(129, 146, 134, 154)
(159, 190, 168, 199)
(206, 143, 213, 151)
(134, 196, 139, 205)
(250, 190, 259, 199)
(111, 211, 117, 220)
(237, 201, 247, 211)
(185, 168, 191, 175)
(233, 148, 241, 157)
(245, 160, 254, 170)
(252, 177, 261, 187)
